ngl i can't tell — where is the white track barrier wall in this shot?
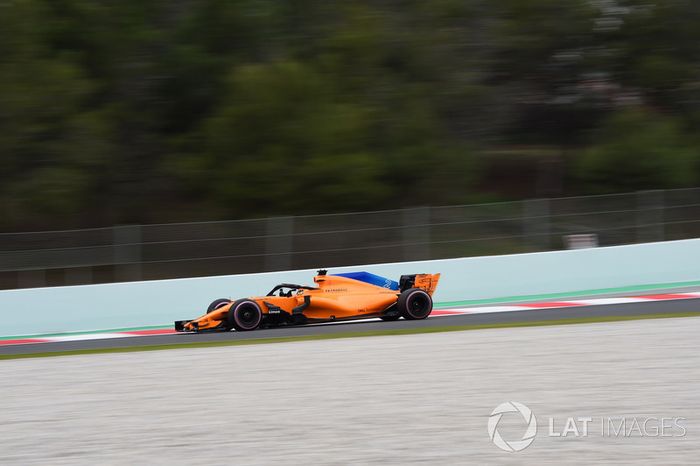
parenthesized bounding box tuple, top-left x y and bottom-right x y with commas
(1, 239, 698, 336)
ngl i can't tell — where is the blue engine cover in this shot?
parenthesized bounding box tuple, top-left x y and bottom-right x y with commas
(332, 272, 399, 290)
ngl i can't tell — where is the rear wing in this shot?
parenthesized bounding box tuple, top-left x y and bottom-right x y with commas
(399, 273, 441, 295)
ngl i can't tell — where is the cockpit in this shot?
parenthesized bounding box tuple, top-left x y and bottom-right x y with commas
(266, 283, 317, 297)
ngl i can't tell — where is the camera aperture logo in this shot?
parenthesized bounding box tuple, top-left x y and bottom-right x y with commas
(487, 401, 537, 452)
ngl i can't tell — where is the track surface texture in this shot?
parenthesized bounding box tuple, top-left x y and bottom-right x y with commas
(2, 297, 699, 355)
(1, 316, 698, 465)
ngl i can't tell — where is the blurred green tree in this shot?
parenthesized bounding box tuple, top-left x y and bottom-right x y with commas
(0, 0, 699, 230)
(576, 109, 699, 192)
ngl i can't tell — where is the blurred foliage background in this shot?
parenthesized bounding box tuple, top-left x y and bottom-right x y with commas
(1, 0, 699, 231)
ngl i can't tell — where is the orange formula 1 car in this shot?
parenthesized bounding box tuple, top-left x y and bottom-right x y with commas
(175, 270, 440, 332)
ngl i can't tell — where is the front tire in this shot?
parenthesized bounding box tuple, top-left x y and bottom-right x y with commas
(397, 288, 433, 320)
(207, 298, 232, 313)
(227, 299, 263, 331)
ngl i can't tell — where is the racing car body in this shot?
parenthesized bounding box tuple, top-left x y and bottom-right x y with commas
(175, 270, 440, 332)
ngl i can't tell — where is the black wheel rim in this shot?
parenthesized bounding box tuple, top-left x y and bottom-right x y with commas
(409, 293, 430, 317)
(237, 304, 260, 327)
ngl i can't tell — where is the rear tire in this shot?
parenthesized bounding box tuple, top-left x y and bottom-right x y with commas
(227, 299, 263, 331)
(397, 288, 432, 320)
(207, 298, 231, 313)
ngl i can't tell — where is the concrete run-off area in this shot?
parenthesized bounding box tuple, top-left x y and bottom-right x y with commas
(1, 317, 699, 465)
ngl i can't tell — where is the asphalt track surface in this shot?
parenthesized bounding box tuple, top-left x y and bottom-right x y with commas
(3, 298, 699, 355)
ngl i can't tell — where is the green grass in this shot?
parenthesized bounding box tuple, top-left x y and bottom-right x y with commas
(1, 312, 698, 361)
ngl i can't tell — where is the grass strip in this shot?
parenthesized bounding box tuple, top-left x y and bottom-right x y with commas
(1, 312, 698, 361)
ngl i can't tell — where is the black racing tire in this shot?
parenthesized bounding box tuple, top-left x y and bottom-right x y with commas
(207, 298, 232, 313)
(397, 288, 433, 320)
(226, 299, 263, 331)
